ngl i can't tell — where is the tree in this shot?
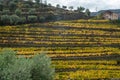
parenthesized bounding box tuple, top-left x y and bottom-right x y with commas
(9, 1, 17, 11)
(48, 3, 52, 7)
(24, 4, 30, 8)
(10, 15, 21, 25)
(39, 16, 45, 22)
(1, 15, 11, 25)
(31, 53, 55, 80)
(28, 15, 37, 23)
(35, 0, 40, 5)
(0, 2, 4, 11)
(2, 10, 10, 15)
(2, 0, 10, 6)
(77, 6, 85, 12)
(69, 6, 73, 11)
(15, 9, 22, 16)
(62, 6, 67, 10)
(56, 4, 60, 8)
(28, 0, 33, 2)
(27, 0, 33, 7)
(85, 9, 91, 16)
(17, 1, 24, 9)
(28, 9, 36, 15)
(0, 49, 55, 80)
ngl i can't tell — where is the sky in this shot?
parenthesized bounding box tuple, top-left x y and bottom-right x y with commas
(47, 0, 120, 12)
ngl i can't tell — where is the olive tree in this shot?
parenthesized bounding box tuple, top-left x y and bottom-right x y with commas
(9, 1, 17, 11)
(15, 9, 22, 16)
(85, 9, 91, 17)
(0, 49, 55, 80)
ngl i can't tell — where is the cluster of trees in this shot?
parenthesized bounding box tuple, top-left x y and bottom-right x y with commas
(0, 0, 57, 25)
(0, 49, 54, 80)
(0, 9, 56, 25)
(0, 0, 91, 25)
(0, 0, 47, 11)
(56, 4, 91, 17)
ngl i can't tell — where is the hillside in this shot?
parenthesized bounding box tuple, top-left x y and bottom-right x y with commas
(0, 20, 120, 79)
(0, 0, 87, 25)
(91, 9, 120, 16)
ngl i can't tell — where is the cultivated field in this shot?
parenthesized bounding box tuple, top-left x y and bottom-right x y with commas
(0, 20, 120, 79)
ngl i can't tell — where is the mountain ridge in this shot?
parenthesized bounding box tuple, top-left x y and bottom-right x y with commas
(91, 9, 120, 16)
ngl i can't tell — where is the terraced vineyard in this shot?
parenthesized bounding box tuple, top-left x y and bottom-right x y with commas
(0, 20, 120, 79)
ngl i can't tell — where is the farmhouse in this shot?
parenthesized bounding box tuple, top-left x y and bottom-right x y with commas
(102, 11, 119, 20)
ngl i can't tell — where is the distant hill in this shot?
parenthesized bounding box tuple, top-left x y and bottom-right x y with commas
(90, 12, 98, 16)
(91, 9, 120, 16)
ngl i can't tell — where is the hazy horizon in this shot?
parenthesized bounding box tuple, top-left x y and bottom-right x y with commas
(47, 0, 120, 12)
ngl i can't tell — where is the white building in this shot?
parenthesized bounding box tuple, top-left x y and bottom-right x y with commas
(102, 11, 119, 20)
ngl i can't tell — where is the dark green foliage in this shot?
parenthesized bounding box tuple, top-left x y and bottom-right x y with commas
(24, 4, 31, 8)
(39, 16, 45, 22)
(28, 9, 36, 15)
(26, 0, 34, 7)
(62, 6, 67, 9)
(10, 15, 21, 25)
(9, 1, 17, 11)
(1, 15, 11, 24)
(0, 2, 4, 11)
(2, 10, 10, 15)
(28, 15, 37, 23)
(15, 9, 22, 16)
(85, 9, 91, 17)
(46, 11, 56, 21)
(19, 17, 26, 24)
(56, 4, 60, 8)
(3, 59, 32, 80)
(31, 53, 55, 80)
(0, 49, 17, 80)
(0, 49, 54, 80)
(35, 0, 40, 5)
(34, 4, 39, 8)
(77, 6, 85, 12)
(0, 15, 26, 25)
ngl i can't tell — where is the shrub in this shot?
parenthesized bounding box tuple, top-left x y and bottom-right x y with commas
(24, 4, 31, 8)
(4, 58, 32, 80)
(39, 16, 45, 22)
(15, 9, 22, 16)
(9, 1, 17, 11)
(1, 15, 26, 25)
(28, 9, 36, 15)
(2, 10, 10, 15)
(10, 15, 21, 25)
(0, 2, 3, 11)
(1, 15, 11, 25)
(31, 53, 55, 80)
(0, 49, 17, 80)
(28, 15, 37, 23)
(46, 11, 57, 21)
(19, 17, 26, 24)
(0, 49, 54, 80)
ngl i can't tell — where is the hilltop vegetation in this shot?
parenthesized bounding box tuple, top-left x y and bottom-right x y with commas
(0, 0, 91, 25)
